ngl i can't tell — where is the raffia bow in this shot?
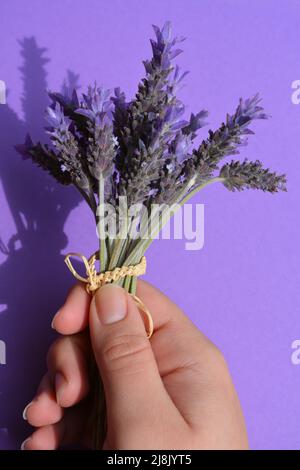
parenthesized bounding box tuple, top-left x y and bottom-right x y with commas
(64, 252, 153, 338)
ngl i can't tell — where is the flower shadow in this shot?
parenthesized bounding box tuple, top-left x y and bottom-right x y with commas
(0, 37, 81, 449)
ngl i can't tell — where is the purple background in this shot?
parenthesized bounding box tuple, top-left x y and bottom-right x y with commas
(0, 0, 299, 450)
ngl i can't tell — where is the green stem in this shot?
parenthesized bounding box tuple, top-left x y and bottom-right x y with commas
(130, 276, 137, 295)
(109, 236, 125, 270)
(177, 177, 224, 207)
(123, 275, 132, 292)
(124, 177, 224, 266)
(92, 174, 109, 450)
(99, 173, 107, 272)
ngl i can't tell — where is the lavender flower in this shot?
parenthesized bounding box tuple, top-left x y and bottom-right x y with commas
(49, 88, 80, 113)
(112, 23, 211, 206)
(17, 21, 286, 217)
(75, 85, 116, 181)
(45, 101, 89, 192)
(182, 110, 209, 139)
(46, 102, 72, 140)
(181, 94, 270, 189)
(220, 160, 287, 193)
(112, 22, 191, 205)
(15, 134, 72, 185)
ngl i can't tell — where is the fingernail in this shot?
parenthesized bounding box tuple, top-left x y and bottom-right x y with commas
(92, 284, 127, 325)
(22, 402, 33, 421)
(51, 310, 60, 329)
(21, 437, 31, 450)
(55, 372, 67, 405)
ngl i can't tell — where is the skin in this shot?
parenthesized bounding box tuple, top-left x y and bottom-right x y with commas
(21, 281, 249, 450)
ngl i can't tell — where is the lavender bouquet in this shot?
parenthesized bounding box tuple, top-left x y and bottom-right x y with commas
(17, 22, 286, 448)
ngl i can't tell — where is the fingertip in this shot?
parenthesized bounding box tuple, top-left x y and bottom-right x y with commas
(47, 336, 90, 408)
(51, 310, 60, 330)
(55, 370, 89, 408)
(21, 425, 60, 450)
(52, 283, 90, 334)
(25, 393, 63, 427)
(21, 437, 32, 450)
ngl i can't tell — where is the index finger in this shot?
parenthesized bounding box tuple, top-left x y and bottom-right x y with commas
(52, 279, 181, 335)
(51, 283, 90, 334)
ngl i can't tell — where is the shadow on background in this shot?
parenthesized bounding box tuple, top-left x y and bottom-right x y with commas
(0, 38, 81, 449)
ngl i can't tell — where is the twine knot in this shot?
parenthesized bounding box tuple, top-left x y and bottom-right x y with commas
(64, 252, 153, 338)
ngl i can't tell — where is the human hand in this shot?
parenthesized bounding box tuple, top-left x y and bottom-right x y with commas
(21, 281, 248, 450)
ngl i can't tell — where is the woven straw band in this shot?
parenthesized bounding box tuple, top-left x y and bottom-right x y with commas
(64, 253, 153, 338)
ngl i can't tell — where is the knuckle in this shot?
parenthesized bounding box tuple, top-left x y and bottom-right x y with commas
(101, 333, 151, 373)
(46, 336, 70, 368)
(198, 341, 231, 386)
(46, 338, 61, 367)
(210, 344, 228, 369)
(200, 337, 227, 367)
(207, 345, 232, 388)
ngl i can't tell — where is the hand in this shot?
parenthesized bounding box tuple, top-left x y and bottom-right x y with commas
(21, 281, 248, 450)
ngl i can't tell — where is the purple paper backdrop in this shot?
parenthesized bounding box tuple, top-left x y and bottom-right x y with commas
(0, 0, 299, 450)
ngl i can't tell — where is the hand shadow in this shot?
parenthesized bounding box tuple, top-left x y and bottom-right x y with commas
(0, 38, 82, 449)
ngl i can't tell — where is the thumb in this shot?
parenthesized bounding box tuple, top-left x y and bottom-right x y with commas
(89, 284, 167, 432)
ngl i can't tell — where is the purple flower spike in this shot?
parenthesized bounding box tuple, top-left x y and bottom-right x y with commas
(16, 21, 286, 215)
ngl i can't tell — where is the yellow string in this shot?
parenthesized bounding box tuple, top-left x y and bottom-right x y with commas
(64, 252, 153, 338)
